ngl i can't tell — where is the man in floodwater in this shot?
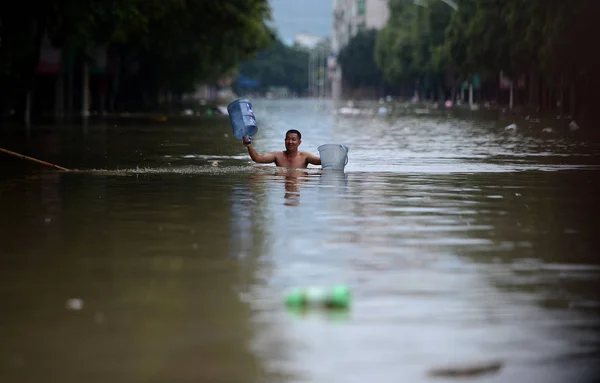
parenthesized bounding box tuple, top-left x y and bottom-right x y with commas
(242, 129, 321, 169)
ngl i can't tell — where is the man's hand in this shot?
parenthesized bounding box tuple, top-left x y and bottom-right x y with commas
(242, 136, 252, 146)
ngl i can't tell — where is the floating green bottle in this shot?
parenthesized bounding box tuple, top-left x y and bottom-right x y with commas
(285, 285, 351, 309)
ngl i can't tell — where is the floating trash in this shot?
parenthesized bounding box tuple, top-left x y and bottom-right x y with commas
(569, 120, 580, 131)
(285, 285, 351, 309)
(65, 298, 84, 311)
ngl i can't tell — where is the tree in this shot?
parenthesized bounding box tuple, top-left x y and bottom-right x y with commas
(0, 0, 275, 122)
(337, 29, 383, 90)
(374, 0, 453, 97)
(234, 38, 309, 94)
(137, 0, 274, 94)
(375, 0, 419, 84)
(442, 0, 600, 118)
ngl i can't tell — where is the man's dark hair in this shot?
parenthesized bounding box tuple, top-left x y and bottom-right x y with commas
(286, 129, 301, 140)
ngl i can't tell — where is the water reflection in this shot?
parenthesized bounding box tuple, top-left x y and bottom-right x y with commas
(285, 305, 351, 323)
(229, 183, 258, 259)
(318, 170, 349, 194)
(280, 171, 305, 207)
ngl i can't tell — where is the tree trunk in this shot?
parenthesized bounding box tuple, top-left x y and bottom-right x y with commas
(558, 73, 564, 116)
(82, 61, 89, 117)
(55, 72, 64, 120)
(24, 90, 32, 127)
(99, 75, 107, 115)
(109, 55, 121, 112)
(21, 11, 48, 127)
(541, 83, 546, 111)
(469, 83, 473, 108)
(528, 69, 538, 111)
(0, 77, 7, 129)
(67, 67, 74, 117)
(570, 84, 575, 117)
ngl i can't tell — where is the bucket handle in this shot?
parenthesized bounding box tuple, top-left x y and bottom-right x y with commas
(341, 145, 349, 165)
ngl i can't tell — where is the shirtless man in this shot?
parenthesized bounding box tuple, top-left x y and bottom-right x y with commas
(242, 129, 321, 169)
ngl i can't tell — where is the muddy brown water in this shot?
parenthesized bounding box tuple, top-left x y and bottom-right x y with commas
(1, 99, 599, 382)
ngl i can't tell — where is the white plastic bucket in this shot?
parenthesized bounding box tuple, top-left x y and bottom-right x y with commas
(318, 144, 349, 170)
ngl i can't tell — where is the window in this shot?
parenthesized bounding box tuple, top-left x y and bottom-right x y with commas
(356, 0, 365, 16)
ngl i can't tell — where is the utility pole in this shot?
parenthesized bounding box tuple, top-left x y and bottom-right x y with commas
(322, 46, 326, 98)
(308, 39, 333, 99)
(308, 50, 312, 97)
(311, 48, 316, 98)
(314, 48, 319, 98)
(316, 46, 322, 98)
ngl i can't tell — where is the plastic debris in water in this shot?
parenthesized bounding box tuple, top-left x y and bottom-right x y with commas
(285, 285, 351, 309)
(569, 120, 580, 131)
(65, 298, 84, 311)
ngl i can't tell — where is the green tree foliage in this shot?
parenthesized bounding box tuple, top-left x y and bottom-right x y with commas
(374, 0, 452, 85)
(234, 38, 309, 94)
(0, 1, 177, 113)
(47, 0, 175, 50)
(0, 0, 274, 118)
(443, 0, 599, 83)
(442, 0, 600, 118)
(444, 0, 516, 80)
(366, 0, 599, 120)
(138, 1, 274, 93)
(337, 29, 383, 89)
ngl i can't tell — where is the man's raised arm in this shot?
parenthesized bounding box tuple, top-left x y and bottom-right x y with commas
(243, 136, 276, 164)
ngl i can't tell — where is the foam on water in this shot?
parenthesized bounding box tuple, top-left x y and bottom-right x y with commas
(84, 164, 326, 176)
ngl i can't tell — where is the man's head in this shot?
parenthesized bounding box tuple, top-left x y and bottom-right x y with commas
(285, 129, 302, 152)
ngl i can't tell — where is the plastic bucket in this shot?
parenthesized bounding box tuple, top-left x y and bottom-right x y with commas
(318, 144, 349, 170)
(227, 99, 258, 139)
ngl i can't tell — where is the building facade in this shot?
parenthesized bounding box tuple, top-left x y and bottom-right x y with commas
(332, 0, 389, 53)
(330, 0, 389, 99)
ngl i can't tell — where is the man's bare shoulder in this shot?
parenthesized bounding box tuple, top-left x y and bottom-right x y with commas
(261, 150, 282, 156)
(269, 151, 285, 164)
(299, 151, 319, 158)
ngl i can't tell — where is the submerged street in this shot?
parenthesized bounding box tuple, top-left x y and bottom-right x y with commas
(1, 98, 599, 382)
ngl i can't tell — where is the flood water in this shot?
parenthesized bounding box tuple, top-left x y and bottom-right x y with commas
(1, 99, 600, 383)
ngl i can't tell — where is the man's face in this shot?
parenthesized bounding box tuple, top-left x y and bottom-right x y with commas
(285, 133, 301, 151)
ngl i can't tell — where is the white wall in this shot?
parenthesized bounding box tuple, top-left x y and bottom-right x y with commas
(365, 0, 389, 30)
